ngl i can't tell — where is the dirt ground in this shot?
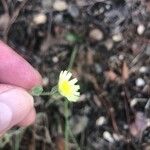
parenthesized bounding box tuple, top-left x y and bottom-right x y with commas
(0, 0, 150, 150)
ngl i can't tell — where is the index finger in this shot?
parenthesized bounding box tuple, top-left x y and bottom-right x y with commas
(0, 41, 42, 89)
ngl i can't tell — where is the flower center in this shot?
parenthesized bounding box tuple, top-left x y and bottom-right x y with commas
(59, 80, 72, 96)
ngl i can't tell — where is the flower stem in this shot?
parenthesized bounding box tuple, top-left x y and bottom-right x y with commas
(68, 46, 78, 71)
(68, 127, 81, 150)
(64, 99, 69, 150)
(39, 92, 52, 96)
(65, 45, 79, 150)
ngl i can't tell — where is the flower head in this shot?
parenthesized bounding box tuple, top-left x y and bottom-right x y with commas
(58, 70, 80, 102)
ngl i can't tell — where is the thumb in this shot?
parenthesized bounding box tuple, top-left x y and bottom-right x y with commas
(0, 85, 35, 134)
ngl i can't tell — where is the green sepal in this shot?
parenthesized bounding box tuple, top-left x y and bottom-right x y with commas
(31, 85, 43, 96)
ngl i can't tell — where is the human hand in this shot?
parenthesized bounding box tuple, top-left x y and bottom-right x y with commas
(0, 41, 42, 135)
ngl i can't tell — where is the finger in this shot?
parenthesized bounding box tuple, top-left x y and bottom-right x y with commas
(0, 85, 35, 134)
(0, 102, 12, 133)
(0, 41, 42, 89)
(18, 108, 36, 127)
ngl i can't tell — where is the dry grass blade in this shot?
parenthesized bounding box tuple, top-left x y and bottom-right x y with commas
(122, 61, 129, 80)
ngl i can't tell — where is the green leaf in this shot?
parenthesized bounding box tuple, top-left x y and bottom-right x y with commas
(31, 86, 43, 96)
(65, 32, 82, 43)
(50, 86, 58, 95)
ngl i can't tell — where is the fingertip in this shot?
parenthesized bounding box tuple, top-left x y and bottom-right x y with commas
(18, 108, 36, 127)
(0, 102, 12, 133)
(0, 40, 43, 89)
(0, 85, 34, 126)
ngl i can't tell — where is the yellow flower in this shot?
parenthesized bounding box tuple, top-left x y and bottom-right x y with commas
(58, 70, 80, 102)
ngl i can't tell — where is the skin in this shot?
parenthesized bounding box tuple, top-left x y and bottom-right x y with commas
(0, 41, 42, 135)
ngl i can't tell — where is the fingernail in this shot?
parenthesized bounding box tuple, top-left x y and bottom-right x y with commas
(0, 102, 12, 132)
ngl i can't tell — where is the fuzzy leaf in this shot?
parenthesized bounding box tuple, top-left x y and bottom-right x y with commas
(31, 86, 43, 96)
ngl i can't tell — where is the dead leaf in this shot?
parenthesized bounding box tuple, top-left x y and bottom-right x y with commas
(0, 14, 10, 31)
(122, 61, 129, 80)
(87, 48, 94, 65)
(105, 70, 117, 81)
(54, 136, 65, 150)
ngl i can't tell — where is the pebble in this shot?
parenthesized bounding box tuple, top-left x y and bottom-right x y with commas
(136, 78, 145, 87)
(118, 54, 124, 60)
(53, 1, 68, 11)
(68, 5, 79, 18)
(130, 98, 138, 107)
(96, 116, 106, 126)
(139, 66, 148, 73)
(89, 28, 103, 41)
(104, 39, 114, 50)
(103, 131, 114, 143)
(42, 77, 49, 86)
(112, 33, 123, 42)
(106, 4, 111, 10)
(52, 56, 59, 63)
(33, 13, 47, 25)
(42, 0, 52, 9)
(95, 64, 102, 73)
(145, 45, 150, 56)
(147, 119, 150, 126)
(54, 14, 63, 23)
(137, 24, 145, 35)
(123, 124, 129, 130)
(113, 133, 122, 141)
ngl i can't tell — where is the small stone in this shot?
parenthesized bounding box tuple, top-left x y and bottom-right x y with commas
(33, 13, 47, 25)
(103, 131, 114, 143)
(106, 4, 111, 10)
(52, 56, 59, 63)
(53, 1, 68, 11)
(42, 0, 53, 9)
(96, 116, 106, 126)
(68, 5, 79, 18)
(105, 39, 114, 50)
(139, 66, 148, 73)
(123, 124, 129, 130)
(145, 45, 150, 56)
(130, 98, 138, 107)
(42, 77, 49, 86)
(113, 133, 122, 141)
(147, 119, 150, 126)
(136, 78, 145, 87)
(137, 24, 145, 35)
(118, 54, 124, 60)
(89, 28, 103, 41)
(95, 64, 102, 73)
(112, 33, 123, 42)
(54, 14, 63, 23)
